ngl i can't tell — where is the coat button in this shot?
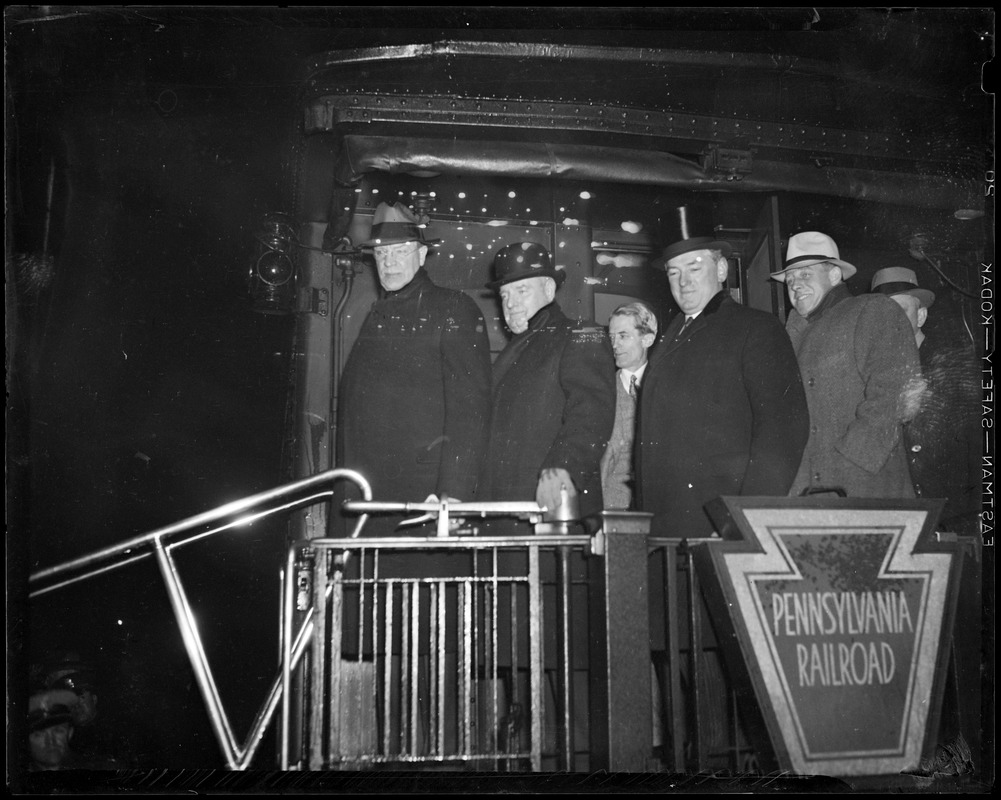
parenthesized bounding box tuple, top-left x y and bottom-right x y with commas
(807, 377, 816, 387)
(813, 473, 821, 482)
(911, 444, 921, 453)
(810, 425, 818, 434)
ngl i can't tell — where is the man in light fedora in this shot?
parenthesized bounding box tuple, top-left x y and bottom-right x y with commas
(772, 232, 922, 499)
(338, 201, 492, 534)
(481, 241, 615, 519)
(635, 207, 809, 539)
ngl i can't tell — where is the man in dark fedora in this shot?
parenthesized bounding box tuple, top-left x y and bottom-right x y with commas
(635, 208, 809, 538)
(772, 232, 922, 499)
(338, 201, 492, 535)
(870, 265, 980, 774)
(870, 266, 980, 527)
(481, 241, 615, 519)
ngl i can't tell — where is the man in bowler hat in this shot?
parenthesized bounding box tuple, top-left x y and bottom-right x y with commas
(773, 232, 922, 499)
(635, 207, 809, 537)
(338, 202, 492, 535)
(481, 241, 615, 519)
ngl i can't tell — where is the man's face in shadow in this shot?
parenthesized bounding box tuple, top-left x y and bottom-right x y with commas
(29, 722, 73, 769)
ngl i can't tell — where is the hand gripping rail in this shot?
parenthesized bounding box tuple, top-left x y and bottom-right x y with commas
(28, 468, 372, 771)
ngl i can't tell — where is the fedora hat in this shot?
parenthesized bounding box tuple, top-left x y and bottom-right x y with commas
(488, 241, 566, 290)
(771, 231, 857, 280)
(359, 202, 441, 248)
(651, 206, 732, 269)
(871, 266, 935, 308)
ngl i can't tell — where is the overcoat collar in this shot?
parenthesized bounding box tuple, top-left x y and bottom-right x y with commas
(520, 302, 564, 334)
(656, 290, 728, 356)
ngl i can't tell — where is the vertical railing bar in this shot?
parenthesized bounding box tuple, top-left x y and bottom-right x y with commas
(372, 565, 382, 759)
(528, 544, 543, 772)
(664, 544, 684, 771)
(462, 578, 473, 757)
(401, 583, 411, 754)
(321, 552, 337, 768)
(437, 579, 447, 758)
(429, 581, 439, 756)
(491, 548, 500, 764)
(280, 547, 296, 770)
(510, 564, 519, 765)
(687, 543, 704, 771)
(152, 537, 239, 768)
(557, 545, 574, 770)
(409, 581, 420, 756)
(383, 581, 394, 758)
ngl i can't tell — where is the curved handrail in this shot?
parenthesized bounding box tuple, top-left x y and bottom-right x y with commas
(29, 468, 372, 595)
(26, 467, 372, 770)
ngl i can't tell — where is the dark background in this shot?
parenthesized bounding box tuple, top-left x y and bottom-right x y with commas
(6, 5, 994, 783)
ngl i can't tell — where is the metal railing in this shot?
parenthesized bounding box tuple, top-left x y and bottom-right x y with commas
(288, 527, 594, 771)
(28, 468, 374, 770)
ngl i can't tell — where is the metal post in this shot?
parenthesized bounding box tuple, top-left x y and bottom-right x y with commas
(588, 511, 654, 772)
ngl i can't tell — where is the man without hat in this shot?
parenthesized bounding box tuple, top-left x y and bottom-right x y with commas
(774, 232, 923, 498)
(338, 202, 492, 535)
(635, 208, 809, 538)
(481, 241, 616, 519)
(600, 300, 658, 511)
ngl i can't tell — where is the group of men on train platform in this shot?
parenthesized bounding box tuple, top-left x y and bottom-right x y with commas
(338, 201, 973, 540)
(332, 200, 979, 772)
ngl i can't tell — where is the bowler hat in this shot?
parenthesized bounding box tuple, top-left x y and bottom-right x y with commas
(359, 202, 441, 248)
(870, 266, 935, 309)
(651, 206, 732, 269)
(28, 689, 77, 732)
(488, 242, 565, 290)
(771, 231, 857, 280)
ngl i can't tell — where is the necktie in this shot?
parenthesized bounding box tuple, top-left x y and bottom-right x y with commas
(628, 374, 638, 398)
(676, 316, 694, 340)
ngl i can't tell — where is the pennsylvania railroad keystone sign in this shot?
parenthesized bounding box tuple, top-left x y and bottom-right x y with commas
(694, 497, 961, 777)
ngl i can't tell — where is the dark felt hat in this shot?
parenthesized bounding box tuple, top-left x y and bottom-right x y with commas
(359, 202, 441, 248)
(651, 206, 732, 269)
(870, 266, 936, 309)
(488, 242, 566, 290)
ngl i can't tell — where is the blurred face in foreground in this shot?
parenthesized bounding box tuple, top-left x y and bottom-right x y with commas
(29, 723, 72, 770)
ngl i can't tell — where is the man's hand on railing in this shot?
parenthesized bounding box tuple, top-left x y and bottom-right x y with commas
(536, 468, 577, 518)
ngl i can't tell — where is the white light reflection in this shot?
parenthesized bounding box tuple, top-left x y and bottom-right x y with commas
(621, 221, 642, 234)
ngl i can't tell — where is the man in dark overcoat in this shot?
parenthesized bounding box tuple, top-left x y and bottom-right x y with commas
(870, 266, 980, 528)
(635, 223, 810, 539)
(338, 202, 492, 536)
(773, 232, 923, 499)
(481, 241, 615, 520)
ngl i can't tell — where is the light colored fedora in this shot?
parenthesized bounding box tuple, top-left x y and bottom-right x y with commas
(871, 266, 935, 308)
(770, 231, 857, 281)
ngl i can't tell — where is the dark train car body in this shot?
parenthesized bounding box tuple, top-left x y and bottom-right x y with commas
(7, 6, 992, 782)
